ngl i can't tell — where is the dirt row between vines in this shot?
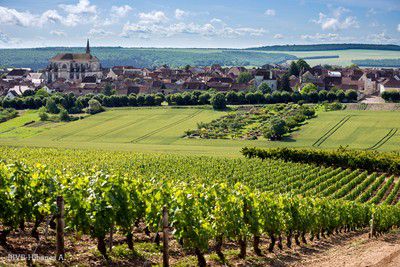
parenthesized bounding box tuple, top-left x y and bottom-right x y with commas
(1, 224, 399, 266)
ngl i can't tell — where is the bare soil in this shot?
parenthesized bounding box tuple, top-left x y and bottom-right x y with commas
(1, 224, 399, 266)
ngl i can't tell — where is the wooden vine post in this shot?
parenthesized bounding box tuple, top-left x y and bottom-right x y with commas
(162, 206, 169, 267)
(369, 213, 375, 238)
(56, 196, 65, 262)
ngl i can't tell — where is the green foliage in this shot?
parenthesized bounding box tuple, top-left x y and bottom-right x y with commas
(0, 47, 296, 69)
(45, 98, 60, 114)
(0, 108, 18, 123)
(59, 108, 70, 121)
(86, 99, 104, 114)
(301, 83, 318, 94)
(258, 82, 272, 94)
(237, 72, 253, 84)
(38, 107, 48, 121)
(382, 91, 400, 102)
(262, 117, 287, 140)
(187, 104, 315, 140)
(211, 93, 226, 110)
(242, 147, 400, 175)
(102, 83, 115, 96)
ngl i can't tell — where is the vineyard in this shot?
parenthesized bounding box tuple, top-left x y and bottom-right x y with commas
(0, 147, 399, 266)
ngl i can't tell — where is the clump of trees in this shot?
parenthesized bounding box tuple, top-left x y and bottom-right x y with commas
(0, 107, 18, 123)
(382, 91, 400, 102)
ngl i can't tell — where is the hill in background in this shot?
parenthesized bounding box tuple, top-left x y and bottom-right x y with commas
(246, 43, 400, 51)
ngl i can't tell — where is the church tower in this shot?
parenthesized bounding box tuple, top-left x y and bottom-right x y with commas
(86, 39, 90, 54)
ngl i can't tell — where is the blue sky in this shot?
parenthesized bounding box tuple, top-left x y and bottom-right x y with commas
(0, 0, 399, 48)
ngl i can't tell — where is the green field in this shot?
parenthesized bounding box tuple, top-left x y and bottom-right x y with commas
(256, 49, 400, 66)
(0, 107, 398, 156)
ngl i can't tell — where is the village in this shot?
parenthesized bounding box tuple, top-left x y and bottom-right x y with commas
(1, 40, 400, 101)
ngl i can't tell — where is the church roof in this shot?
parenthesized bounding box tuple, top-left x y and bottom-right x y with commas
(50, 53, 99, 62)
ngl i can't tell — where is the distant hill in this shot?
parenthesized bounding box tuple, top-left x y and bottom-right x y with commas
(246, 44, 400, 51)
(0, 47, 296, 70)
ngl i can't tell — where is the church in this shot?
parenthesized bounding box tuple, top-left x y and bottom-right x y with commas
(46, 40, 102, 83)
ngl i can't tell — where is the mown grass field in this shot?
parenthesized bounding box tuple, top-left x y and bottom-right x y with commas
(256, 49, 400, 66)
(0, 107, 398, 156)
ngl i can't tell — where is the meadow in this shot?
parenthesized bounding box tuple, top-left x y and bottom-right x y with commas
(0, 106, 398, 156)
(256, 49, 400, 67)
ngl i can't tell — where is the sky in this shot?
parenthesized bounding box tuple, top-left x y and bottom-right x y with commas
(0, 0, 399, 48)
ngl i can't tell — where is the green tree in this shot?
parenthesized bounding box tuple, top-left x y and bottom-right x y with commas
(263, 117, 287, 140)
(38, 107, 48, 121)
(296, 59, 311, 73)
(289, 61, 300, 76)
(102, 83, 115, 96)
(237, 72, 253, 84)
(258, 82, 272, 94)
(59, 108, 70, 121)
(45, 98, 60, 114)
(86, 99, 104, 114)
(301, 83, 317, 94)
(278, 73, 291, 92)
(211, 93, 227, 110)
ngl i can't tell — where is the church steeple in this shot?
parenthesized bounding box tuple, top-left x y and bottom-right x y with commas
(86, 39, 90, 54)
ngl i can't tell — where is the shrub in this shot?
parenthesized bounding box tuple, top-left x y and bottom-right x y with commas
(86, 99, 104, 114)
(211, 93, 226, 110)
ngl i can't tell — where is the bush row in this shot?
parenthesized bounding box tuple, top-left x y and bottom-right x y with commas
(241, 147, 400, 175)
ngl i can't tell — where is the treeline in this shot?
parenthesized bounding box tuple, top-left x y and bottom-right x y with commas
(242, 147, 400, 175)
(247, 44, 400, 52)
(0, 89, 358, 112)
(382, 91, 400, 102)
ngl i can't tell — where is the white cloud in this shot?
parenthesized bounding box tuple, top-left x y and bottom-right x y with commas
(138, 11, 168, 24)
(59, 0, 96, 15)
(301, 33, 340, 41)
(111, 5, 133, 17)
(210, 18, 223, 24)
(368, 32, 393, 42)
(121, 20, 265, 38)
(175, 9, 188, 19)
(89, 28, 113, 37)
(0, 6, 36, 27)
(274, 33, 284, 39)
(398, 24, 400, 32)
(50, 30, 66, 36)
(39, 10, 63, 25)
(0, 31, 10, 43)
(314, 11, 358, 31)
(265, 9, 276, 16)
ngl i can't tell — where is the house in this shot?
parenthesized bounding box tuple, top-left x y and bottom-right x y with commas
(6, 69, 30, 80)
(26, 72, 45, 86)
(379, 78, 400, 93)
(254, 69, 277, 90)
(6, 85, 35, 99)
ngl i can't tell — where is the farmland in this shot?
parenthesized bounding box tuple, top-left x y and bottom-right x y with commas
(0, 106, 400, 266)
(1, 46, 399, 69)
(0, 106, 398, 155)
(0, 145, 399, 266)
(255, 49, 400, 67)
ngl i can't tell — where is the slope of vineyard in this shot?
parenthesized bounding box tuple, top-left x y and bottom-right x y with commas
(0, 146, 399, 266)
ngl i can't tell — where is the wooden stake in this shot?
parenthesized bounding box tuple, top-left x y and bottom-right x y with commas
(162, 206, 169, 267)
(109, 223, 113, 252)
(56, 196, 65, 262)
(369, 213, 375, 238)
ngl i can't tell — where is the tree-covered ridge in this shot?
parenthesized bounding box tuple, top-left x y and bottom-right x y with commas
(247, 44, 400, 51)
(0, 47, 296, 70)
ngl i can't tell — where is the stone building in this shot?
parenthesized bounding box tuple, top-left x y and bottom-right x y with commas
(46, 40, 102, 83)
